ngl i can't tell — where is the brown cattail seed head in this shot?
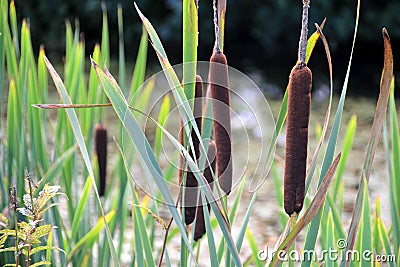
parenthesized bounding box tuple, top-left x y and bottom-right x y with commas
(95, 124, 108, 197)
(284, 64, 312, 216)
(194, 140, 217, 241)
(210, 51, 232, 195)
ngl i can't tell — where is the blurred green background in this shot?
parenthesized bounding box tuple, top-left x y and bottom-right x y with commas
(15, 0, 400, 97)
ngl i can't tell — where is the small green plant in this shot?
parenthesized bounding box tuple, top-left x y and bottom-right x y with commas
(0, 172, 63, 266)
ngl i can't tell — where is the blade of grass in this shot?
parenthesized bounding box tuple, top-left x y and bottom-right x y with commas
(67, 210, 116, 261)
(6, 79, 17, 186)
(333, 115, 357, 201)
(302, 2, 361, 265)
(202, 193, 218, 267)
(9, 0, 19, 59)
(129, 26, 148, 104)
(342, 28, 393, 260)
(326, 194, 346, 240)
(44, 56, 120, 267)
(228, 175, 246, 224)
(182, 0, 198, 107)
(101, 2, 110, 68)
(233, 191, 257, 260)
(359, 177, 373, 267)
(377, 217, 396, 267)
(246, 229, 263, 267)
(70, 177, 92, 242)
(268, 153, 341, 267)
(91, 59, 198, 263)
(0, 0, 5, 114)
(118, 3, 126, 91)
(388, 82, 400, 252)
(155, 95, 171, 158)
(324, 212, 336, 267)
(2, 0, 18, 84)
(134, 4, 201, 159)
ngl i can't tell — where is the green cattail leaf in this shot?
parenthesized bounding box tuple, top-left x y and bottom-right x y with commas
(101, 2, 110, 68)
(268, 153, 341, 267)
(326, 194, 346, 241)
(91, 59, 198, 263)
(44, 56, 119, 267)
(360, 177, 373, 267)
(155, 95, 170, 158)
(303, 1, 361, 265)
(118, 4, 126, 91)
(271, 162, 288, 230)
(129, 26, 148, 104)
(201, 193, 218, 267)
(182, 0, 198, 107)
(324, 212, 336, 267)
(67, 210, 116, 260)
(3, 0, 18, 84)
(6, 79, 17, 185)
(228, 176, 246, 224)
(333, 115, 357, 201)
(377, 217, 396, 267)
(9, 0, 19, 58)
(342, 29, 393, 261)
(246, 229, 263, 267)
(233, 191, 257, 256)
(388, 82, 400, 252)
(27, 261, 52, 267)
(70, 176, 92, 242)
(132, 189, 156, 266)
(0, 0, 5, 111)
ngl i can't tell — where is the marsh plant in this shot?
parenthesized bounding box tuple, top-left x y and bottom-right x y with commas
(0, 0, 399, 266)
(0, 173, 62, 266)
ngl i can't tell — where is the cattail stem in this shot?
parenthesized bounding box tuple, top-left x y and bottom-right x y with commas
(95, 124, 108, 197)
(299, 0, 310, 64)
(284, 0, 312, 217)
(210, 51, 232, 195)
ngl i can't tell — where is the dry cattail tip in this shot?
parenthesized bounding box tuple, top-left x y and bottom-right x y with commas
(284, 64, 312, 216)
(210, 51, 232, 195)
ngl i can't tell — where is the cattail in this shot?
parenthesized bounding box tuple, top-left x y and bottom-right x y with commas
(179, 75, 204, 225)
(283, 0, 312, 216)
(194, 140, 216, 241)
(210, 51, 232, 194)
(284, 64, 312, 216)
(95, 124, 108, 197)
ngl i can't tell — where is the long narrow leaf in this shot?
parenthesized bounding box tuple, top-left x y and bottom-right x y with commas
(44, 57, 120, 267)
(302, 2, 361, 265)
(342, 28, 393, 260)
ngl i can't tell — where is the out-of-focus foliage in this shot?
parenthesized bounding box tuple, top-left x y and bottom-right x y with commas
(15, 0, 400, 96)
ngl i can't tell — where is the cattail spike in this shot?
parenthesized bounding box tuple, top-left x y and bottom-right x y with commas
(95, 124, 108, 197)
(210, 51, 232, 194)
(284, 64, 312, 216)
